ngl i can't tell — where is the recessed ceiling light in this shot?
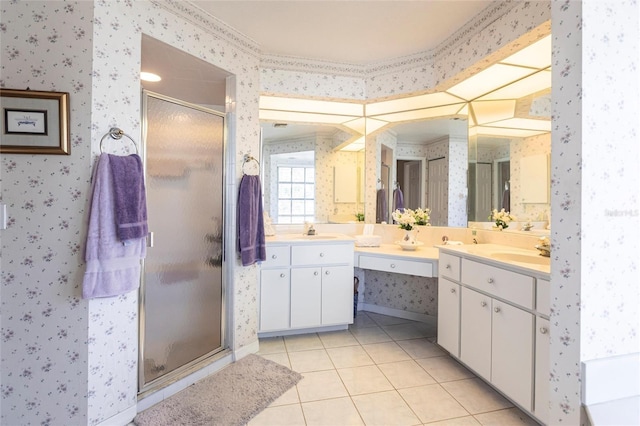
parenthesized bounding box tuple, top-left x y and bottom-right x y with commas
(141, 72, 162, 82)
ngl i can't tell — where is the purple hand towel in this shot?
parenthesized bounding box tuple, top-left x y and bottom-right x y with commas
(83, 153, 146, 299)
(108, 154, 148, 241)
(237, 175, 266, 266)
(393, 187, 404, 212)
(376, 188, 388, 223)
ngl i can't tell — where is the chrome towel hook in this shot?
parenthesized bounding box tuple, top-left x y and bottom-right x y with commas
(99, 127, 139, 154)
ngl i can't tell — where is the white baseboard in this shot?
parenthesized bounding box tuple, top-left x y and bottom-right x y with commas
(96, 404, 137, 426)
(258, 324, 348, 338)
(361, 303, 435, 323)
(234, 339, 260, 361)
(582, 352, 640, 405)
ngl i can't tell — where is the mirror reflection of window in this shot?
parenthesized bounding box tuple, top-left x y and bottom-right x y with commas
(271, 151, 315, 224)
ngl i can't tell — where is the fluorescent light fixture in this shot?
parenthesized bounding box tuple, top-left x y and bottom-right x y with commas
(365, 118, 389, 134)
(366, 92, 463, 116)
(342, 117, 366, 134)
(482, 117, 551, 131)
(259, 110, 350, 125)
(475, 126, 547, 138)
(477, 70, 551, 101)
(140, 72, 161, 82)
(470, 100, 516, 125)
(259, 96, 363, 117)
(372, 103, 465, 123)
(500, 35, 552, 69)
(339, 136, 365, 152)
(446, 64, 536, 101)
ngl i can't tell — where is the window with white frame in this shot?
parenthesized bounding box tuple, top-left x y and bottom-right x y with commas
(277, 165, 315, 224)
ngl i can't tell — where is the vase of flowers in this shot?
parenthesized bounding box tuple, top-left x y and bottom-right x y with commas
(392, 208, 431, 246)
(490, 208, 515, 230)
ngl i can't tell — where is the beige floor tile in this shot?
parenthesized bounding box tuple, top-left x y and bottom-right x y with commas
(397, 338, 447, 359)
(326, 345, 375, 369)
(362, 341, 412, 364)
(474, 407, 539, 425)
(318, 330, 359, 348)
(441, 378, 513, 414)
(416, 356, 475, 383)
(284, 333, 324, 352)
(261, 352, 291, 369)
(352, 390, 421, 426)
(425, 415, 482, 425)
(367, 312, 414, 326)
(382, 322, 437, 341)
(337, 365, 394, 395)
(269, 385, 300, 407)
(399, 384, 469, 423)
(258, 336, 286, 354)
(248, 403, 306, 426)
(350, 312, 378, 329)
(350, 325, 392, 345)
(302, 397, 365, 426)
(296, 369, 349, 402)
(288, 349, 334, 373)
(377, 359, 437, 389)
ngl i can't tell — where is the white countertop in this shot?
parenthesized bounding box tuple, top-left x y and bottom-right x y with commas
(354, 243, 439, 261)
(438, 243, 550, 277)
(266, 233, 355, 244)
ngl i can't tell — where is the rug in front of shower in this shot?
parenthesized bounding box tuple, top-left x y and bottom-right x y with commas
(134, 354, 303, 426)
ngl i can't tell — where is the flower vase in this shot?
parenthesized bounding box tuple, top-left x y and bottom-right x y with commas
(403, 229, 417, 243)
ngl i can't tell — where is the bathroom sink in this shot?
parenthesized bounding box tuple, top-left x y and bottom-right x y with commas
(295, 234, 338, 240)
(490, 252, 550, 265)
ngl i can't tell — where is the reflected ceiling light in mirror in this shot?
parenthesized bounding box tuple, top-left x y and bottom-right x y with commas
(366, 92, 463, 116)
(477, 69, 551, 101)
(470, 100, 516, 125)
(259, 109, 350, 124)
(339, 136, 365, 152)
(446, 63, 536, 101)
(140, 71, 161, 82)
(474, 126, 546, 138)
(500, 35, 552, 69)
(481, 117, 551, 132)
(370, 103, 465, 123)
(259, 95, 363, 116)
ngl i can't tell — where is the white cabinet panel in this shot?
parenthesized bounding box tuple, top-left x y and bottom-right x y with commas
(292, 244, 353, 266)
(321, 265, 354, 325)
(536, 279, 550, 317)
(291, 267, 322, 328)
(359, 255, 433, 277)
(260, 269, 290, 331)
(535, 317, 550, 424)
(491, 300, 534, 411)
(462, 259, 534, 309)
(437, 278, 460, 356)
(460, 287, 492, 378)
(439, 252, 461, 281)
(264, 245, 290, 267)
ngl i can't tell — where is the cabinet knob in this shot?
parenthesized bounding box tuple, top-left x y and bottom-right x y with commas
(445, 264, 451, 270)
(540, 327, 548, 334)
(450, 288, 456, 294)
(325, 270, 330, 275)
(494, 307, 501, 313)
(314, 271, 318, 276)
(487, 278, 494, 284)
(280, 273, 285, 278)
(481, 301, 487, 307)
(319, 252, 325, 257)
(272, 254, 277, 259)
(390, 263, 396, 268)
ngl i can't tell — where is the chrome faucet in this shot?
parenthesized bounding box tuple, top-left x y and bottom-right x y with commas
(535, 236, 551, 257)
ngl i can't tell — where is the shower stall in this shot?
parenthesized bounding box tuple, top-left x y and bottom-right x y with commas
(139, 90, 226, 393)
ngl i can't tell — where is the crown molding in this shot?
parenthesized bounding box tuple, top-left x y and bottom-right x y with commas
(260, 54, 367, 78)
(152, 0, 261, 57)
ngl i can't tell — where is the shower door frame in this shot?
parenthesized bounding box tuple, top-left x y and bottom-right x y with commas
(138, 90, 228, 396)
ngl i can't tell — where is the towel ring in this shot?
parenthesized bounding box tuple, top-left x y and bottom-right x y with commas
(100, 127, 139, 154)
(242, 154, 260, 175)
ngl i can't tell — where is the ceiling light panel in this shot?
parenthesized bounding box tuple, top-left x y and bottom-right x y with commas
(259, 96, 363, 116)
(475, 126, 546, 138)
(339, 136, 365, 152)
(259, 110, 350, 125)
(483, 117, 551, 131)
(470, 100, 516, 125)
(373, 103, 465, 123)
(446, 64, 536, 101)
(500, 35, 552, 69)
(477, 70, 551, 101)
(366, 92, 463, 116)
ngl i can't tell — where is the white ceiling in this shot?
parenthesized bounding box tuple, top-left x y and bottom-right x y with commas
(191, 0, 494, 64)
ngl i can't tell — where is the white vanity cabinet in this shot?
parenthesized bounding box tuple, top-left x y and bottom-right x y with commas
(260, 241, 354, 335)
(437, 246, 550, 422)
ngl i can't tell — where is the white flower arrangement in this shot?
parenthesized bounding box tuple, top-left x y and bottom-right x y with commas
(392, 208, 431, 230)
(490, 208, 515, 230)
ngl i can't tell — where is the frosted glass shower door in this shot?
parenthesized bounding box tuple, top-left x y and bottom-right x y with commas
(140, 91, 225, 391)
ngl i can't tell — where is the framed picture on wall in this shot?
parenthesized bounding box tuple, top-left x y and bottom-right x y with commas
(0, 89, 70, 155)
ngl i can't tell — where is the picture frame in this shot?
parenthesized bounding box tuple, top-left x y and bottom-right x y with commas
(0, 89, 70, 155)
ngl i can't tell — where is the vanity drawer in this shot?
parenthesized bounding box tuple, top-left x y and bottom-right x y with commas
(536, 279, 550, 316)
(291, 244, 353, 266)
(461, 259, 534, 309)
(439, 252, 461, 281)
(359, 255, 433, 277)
(263, 245, 290, 268)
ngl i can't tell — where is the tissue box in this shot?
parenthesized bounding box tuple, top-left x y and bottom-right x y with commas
(354, 235, 382, 247)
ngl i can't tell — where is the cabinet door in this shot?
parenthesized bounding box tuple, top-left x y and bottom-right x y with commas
(534, 317, 550, 424)
(492, 300, 534, 411)
(291, 267, 322, 328)
(460, 287, 492, 378)
(437, 278, 460, 356)
(321, 265, 354, 325)
(260, 269, 290, 332)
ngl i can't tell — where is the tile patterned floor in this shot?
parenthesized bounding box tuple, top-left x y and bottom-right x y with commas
(250, 312, 540, 426)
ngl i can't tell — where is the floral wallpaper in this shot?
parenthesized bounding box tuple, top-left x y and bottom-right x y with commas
(363, 271, 438, 316)
(447, 137, 468, 227)
(260, 67, 366, 101)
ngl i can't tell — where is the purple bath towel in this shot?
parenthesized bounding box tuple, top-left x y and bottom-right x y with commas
(108, 154, 148, 241)
(237, 175, 266, 266)
(83, 153, 146, 299)
(393, 187, 404, 212)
